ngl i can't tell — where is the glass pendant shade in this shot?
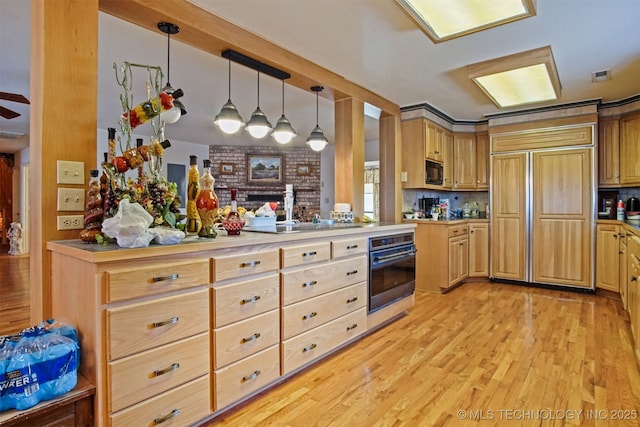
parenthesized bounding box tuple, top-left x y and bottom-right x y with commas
(213, 99, 244, 134)
(245, 71, 272, 139)
(214, 59, 244, 134)
(160, 106, 181, 124)
(306, 125, 328, 151)
(305, 86, 328, 151)
(272, 80, 296, 144)
(158, 22, 183, 124)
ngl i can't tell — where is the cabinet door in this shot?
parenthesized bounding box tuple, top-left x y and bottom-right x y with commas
(448, 235, 468, 286)
(442, 131, 454, 189)
(401, 119, 427, 188)
(475, 133, 489, 190)
(598, 118, 620, 186)
(595, 224, 620, 292)
(620, 230, 629, 310)
(531, 148, 593, 288)
(453, 133, 477, 189)
(491, 153, 527, 281)
(469, 223, 489, 277)
(426, 122, 443, 162)
(620, 114, 640, 185)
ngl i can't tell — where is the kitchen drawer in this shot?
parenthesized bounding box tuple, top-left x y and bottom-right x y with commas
(213, 309, 279, 369)
(110, 375, 211, 427)
(281, 241, 331, 268)
(213, 273, 279, 328)
(108, 332, 210, 413)
(332, 237, 368, 259)
(282, 282, 366, 340)
(281, 307, 366, 374)
(104, 259, 210, 303)
(212, 249, 279, 282)
(281, 255, 367, 305)
(107, 289, 209, 360)
(448, 224, 468, 237)
(213, 345, 280, 411)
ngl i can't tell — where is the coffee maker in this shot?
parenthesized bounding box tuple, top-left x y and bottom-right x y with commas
(419, 197, 439, 216)
(598, 190, 618, 219)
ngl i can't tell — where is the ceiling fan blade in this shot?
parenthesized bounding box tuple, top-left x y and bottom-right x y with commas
(0, 105, 21, 119)
(0, 92, 30, 104)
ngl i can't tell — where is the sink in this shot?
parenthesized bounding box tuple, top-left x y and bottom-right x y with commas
(244, 222, 363, 234)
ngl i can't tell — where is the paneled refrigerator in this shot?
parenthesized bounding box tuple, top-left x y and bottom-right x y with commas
(490, 125, 595, 289)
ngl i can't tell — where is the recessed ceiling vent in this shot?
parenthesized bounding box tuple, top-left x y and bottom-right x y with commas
(592, 69, 611, 82)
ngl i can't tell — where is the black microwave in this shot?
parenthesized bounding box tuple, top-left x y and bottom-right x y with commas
(425, 160, 443, 185)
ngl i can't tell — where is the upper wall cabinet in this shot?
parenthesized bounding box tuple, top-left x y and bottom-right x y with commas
(620, 112, 640, 185)
(426, 121, 444, 162)
(598, 112, 640, 187)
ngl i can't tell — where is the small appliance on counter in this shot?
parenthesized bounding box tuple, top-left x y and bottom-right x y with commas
(626, 196, 640, 220)
(418, 197, 439, 216)
(598, 190, 618, 219)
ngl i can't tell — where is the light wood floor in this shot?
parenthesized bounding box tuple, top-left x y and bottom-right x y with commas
(208, 283, 640, 427)
(0, 246, 30, 336)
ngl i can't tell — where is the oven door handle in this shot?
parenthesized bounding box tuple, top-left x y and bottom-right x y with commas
(372, 249, 415, 264)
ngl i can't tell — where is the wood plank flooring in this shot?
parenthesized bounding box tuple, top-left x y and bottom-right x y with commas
(208, 283, 640, 427)
(0, 246, 31, 336)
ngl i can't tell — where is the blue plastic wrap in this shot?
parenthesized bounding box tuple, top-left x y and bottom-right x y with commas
(0, 320, 79, 412)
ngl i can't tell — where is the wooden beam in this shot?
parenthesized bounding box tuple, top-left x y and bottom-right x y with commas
(334, 98, 365, 215)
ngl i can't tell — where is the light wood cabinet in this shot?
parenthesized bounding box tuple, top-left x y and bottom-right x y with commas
(595, 223, 621, 292)
(620, 113, 640, 185)
(620, 229, 630, 310)
(476, 133, 489, 190)
(442, 131, 454, 189)
(426, 121, 444, 162)
(453, 133, 477, 190)
(468, 222, 489, 277)
(628, 234, 640, 362)
(598, 118, 620, 187)
(401, 118, 444, 189)
(415, 222, 470, 292)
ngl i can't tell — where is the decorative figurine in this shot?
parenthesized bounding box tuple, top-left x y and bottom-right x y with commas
(8, 222, 23, 256)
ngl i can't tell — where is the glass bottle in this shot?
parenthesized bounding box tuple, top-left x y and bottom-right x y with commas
(196, 159, 219, 238)
(107, 127, 116, 164)
(186, 155, 202, 235)
(80, 170, 104, 243)
(223, 188, 245, 235)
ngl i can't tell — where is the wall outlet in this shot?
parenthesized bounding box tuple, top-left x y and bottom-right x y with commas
(57, 215, 84, 230)
(401, 171, 408, 182)
(57, 188, 85, 211)
(57, 160, 84, 184)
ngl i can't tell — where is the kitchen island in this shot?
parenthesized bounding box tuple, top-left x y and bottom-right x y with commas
(46, 222, 414, 427)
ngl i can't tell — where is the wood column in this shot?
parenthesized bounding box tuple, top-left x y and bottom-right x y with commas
(334, 98, 365, 216)
(30, 0, 99, 321)
(379, 114, 402, 223)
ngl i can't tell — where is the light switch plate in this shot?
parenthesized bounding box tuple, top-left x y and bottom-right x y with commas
(57, 188, 85, 211)
(57, 215, 84, 230)
(57, 160, 84, 184)
(401, 171, 408, 182)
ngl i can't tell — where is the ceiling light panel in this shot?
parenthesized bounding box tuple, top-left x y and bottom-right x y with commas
(396, 0, 536, 42)
(468, 46, 561, 109)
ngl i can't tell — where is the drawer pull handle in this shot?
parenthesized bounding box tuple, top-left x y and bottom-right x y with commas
(303, 343, 317, 352)
(346, 270, 358, 276)
(302, 312, 318, 320)
(154, 409, 180, 425)
(151, 316, 179, 329)
(346, 323, 358, 331)
(153, 362, 180, 377)
(346, 297, 358, 304)
(302, 251, 318, 257)
(152, 273, 179, 283)
(346, 244, 359, 250)
(240, 295, 261, 305)
(242, 370, 261, 382)
(302, 280, 317, 288)
(241, 332, 261, 343)
(240, 260, 261, 268)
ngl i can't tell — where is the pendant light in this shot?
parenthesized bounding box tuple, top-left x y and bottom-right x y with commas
(213, 59, 245, 134)
(245, 70, 272, 139)
(306, 86, 328, 151)
(157, 22, 184, 124)
(272, 79, 296, 144)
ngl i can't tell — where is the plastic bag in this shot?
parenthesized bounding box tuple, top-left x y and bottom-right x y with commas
(0, 320, 79, 411)
(102, 199, 154, 248)
(149, 227, 185, 245)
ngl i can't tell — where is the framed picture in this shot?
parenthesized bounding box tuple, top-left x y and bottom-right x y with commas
(220, 163, 235, 174)
(247, 154, 283, 183)
(297, 164, 312, 175)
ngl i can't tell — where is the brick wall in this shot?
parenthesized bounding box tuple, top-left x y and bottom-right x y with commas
(207, 145, 321, 216)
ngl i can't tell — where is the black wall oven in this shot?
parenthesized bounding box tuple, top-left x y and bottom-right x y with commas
(368, 233, 416, 313)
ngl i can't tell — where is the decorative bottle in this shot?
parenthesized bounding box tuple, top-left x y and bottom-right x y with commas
(196, 159, 219, 238)
(186, 155, 202, 234)
(80, 170, 104, 243)
(222, 188, 245, 235)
